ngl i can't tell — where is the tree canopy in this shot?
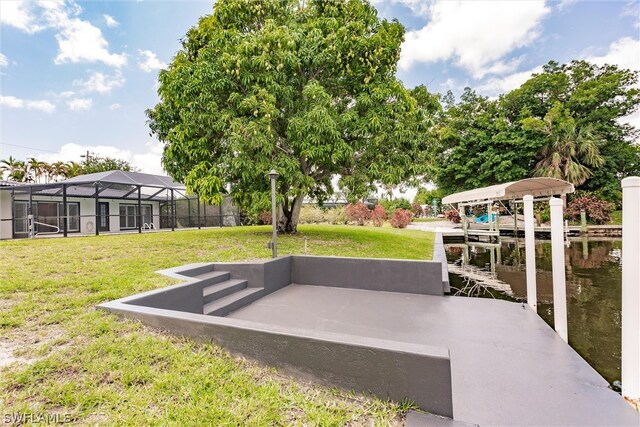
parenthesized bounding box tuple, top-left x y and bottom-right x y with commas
(435, 60, 640, 202)
(0, 154, 135, 183)
(147, 0, 437, 232)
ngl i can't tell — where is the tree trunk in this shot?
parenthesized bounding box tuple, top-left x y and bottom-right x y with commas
(278, 194, 303, 233)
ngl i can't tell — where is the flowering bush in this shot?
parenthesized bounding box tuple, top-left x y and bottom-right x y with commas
(345, 201, 371, 226)
(445, 209, 461, 223)
(371, 204, 387, 227)
(566, 195, 614, 225)
(411, 202, 423, 217)
(299, 206, 325, 224)
(261, 210, 272, 225)
(390, 208, 413, 228)
(324, 207, 347, 224)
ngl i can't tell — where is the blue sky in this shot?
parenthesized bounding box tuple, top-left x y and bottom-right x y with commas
(1, 0, 639, 175)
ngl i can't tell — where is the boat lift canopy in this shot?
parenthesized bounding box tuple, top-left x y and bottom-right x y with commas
(442, 178, 575, 206)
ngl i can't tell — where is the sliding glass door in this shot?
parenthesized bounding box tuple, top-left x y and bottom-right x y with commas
(119, 204, 152, 230)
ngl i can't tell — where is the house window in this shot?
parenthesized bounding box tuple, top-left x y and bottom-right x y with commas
(98, 202, 110, 231)
(66, 203, 80, 232)
(13, 201, 29, 234)
(119, 204, 152, 229)
(16, 201, 80, 234)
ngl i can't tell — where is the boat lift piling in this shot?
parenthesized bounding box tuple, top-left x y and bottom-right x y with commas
(443, 178, 575, 335)
(622, 176, 640, 401)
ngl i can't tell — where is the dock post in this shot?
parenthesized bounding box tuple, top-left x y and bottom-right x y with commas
(580, 210, 587, 234)
(494, 203, 500, 244)
(622, 176, 640, 400)
(523, 195, 537, 311)
(461, 205, 468, 244)
(550, 197, 568, 342)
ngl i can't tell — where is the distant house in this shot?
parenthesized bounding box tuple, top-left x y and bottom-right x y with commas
(0, 170, 239, 239)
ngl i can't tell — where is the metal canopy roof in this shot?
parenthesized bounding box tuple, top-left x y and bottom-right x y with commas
(0, 171, 185, 192)
(442, 178, 575, 205)
(61, 170, 184, 189)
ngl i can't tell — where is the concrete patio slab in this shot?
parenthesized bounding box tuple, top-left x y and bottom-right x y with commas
(229, 285, 640, 426)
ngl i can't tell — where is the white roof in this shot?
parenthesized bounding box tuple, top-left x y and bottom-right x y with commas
(442, 178, 575, 205)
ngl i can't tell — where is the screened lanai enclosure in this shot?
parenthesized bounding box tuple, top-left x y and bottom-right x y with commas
(0, 171, 239, 239)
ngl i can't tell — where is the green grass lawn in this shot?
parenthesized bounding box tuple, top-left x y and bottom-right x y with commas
(610, 210, 622, 225)
(0, 225, 434, 425)
(412, 217, 446, 223)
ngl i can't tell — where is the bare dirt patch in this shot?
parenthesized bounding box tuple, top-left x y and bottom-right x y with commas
(0, 340, 31, 369)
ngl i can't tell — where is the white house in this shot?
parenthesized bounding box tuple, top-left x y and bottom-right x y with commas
(0, 170, 238, 240)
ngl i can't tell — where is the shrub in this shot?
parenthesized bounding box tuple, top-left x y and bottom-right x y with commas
(260, 210, 272, 225)
(444, 209, 461, 223)
(345, 201, 371, 226)
(410, 202, 423, 217)
(533, 203, 550, 224)
(371, 204, 387, 227)
(390, 208, 413, 228)
(566, 195, 614, 225)
(299, 206, 325, 224)
(324, 206, 347, 224)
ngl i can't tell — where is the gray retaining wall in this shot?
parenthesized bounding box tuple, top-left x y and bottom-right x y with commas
(100, 301, 454, 417)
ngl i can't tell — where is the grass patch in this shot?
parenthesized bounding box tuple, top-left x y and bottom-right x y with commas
(0, 225, 433, 424)
(610, 210, 622, 225)
(412, 218, 446, 223)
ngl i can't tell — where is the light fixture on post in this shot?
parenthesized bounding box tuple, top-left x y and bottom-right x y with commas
(268, 170, 279, 258)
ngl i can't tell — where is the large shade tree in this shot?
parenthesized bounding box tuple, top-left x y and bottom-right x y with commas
(502, 60, 639, 201)
(523, 102, 604, 186)
(147, 0, 437, 232)
(435, 60, 639, 199)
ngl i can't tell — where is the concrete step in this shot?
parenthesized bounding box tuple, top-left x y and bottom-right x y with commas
(193, 270, 230, 286)
(202, 279, 248, 304)
(203, 287, 264, 317)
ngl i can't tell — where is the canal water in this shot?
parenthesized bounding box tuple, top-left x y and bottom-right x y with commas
(445, 238, 623, 385)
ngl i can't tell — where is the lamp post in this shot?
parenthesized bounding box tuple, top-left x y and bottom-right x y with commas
(269, 170, 278, 258)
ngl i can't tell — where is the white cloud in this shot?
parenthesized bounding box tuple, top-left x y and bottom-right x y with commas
(370, 0, 430, 16)
(0, 1, 45, 33)
(557, 0, 579, 11)
(37, 142, 165, 175)
(399, 0, 550, 78)
(58, 90, 75, 98)
(1, 95, 56, 113)
(585, 37, 640, 72)
(476, 66, 543, 96)
(2, 1, 126, 68)
(137, 50, 167, 72)
(620, 111, 640, 131)
(45, 2, 128, 68)
(474, 36, 640, 97)
(73, 70, 125, 94)
(0, 53, 7, 67)
(66, 98, 93, 111)
(103, 14, 118, 28)
(621, 1, 639, 29)
(132, 141, 164, 175)
(108, 103, 121, 111)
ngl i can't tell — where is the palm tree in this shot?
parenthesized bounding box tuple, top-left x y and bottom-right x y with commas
(1, 156, 20, 178)
(1, 156, 30, 182)
(66, 161, 83, 178)
(27, 157, 46, 183)
(526, 102, 604, 186)
(51, 161, 69, 181)
(41, 162, 54, 183)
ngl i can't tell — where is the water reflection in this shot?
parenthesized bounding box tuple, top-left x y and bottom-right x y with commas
(446, 238, 623, 384)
